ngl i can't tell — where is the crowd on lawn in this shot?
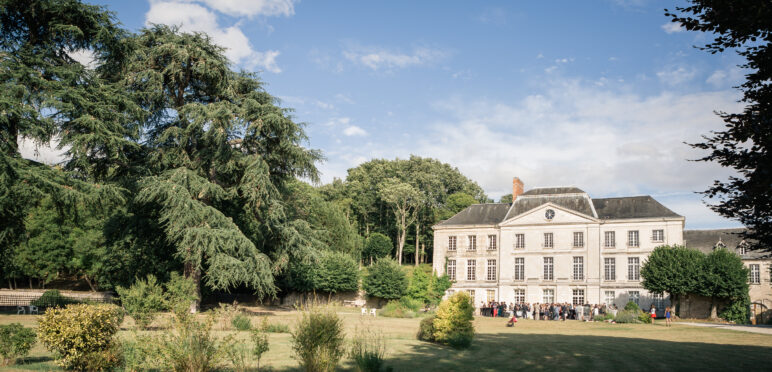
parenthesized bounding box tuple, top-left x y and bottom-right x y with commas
(479, 301, 619, 321)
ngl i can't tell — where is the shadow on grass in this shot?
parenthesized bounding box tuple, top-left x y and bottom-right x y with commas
(379, 332, 772, 372)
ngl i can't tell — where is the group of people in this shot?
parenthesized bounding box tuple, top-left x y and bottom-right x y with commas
(480, 301, 621, 321)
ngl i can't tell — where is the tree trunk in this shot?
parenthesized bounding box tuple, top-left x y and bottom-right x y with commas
(29, 278, 32, 289)
(710, 297, 718, 319)
(421, 243, 426, 264)
(84, 275, 97, 292)
(415, 223, 420, 266)
(185, 261, 202, 313)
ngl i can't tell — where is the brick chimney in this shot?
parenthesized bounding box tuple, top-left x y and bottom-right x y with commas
(512, 177, 524, 202)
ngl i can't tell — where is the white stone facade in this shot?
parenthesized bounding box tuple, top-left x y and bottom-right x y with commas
(432, 186, 684, 310)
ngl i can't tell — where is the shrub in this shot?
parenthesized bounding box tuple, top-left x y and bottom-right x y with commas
(252, 329, 270, 371)
(380, 300, 415, 319)
(291, 308, 345, 372)
(232, 314, 253, 331)
(314, 251, 360, 293)
(363, 233, 393, 263)
(37, 304, 123, 371)
(614, 310, 641, 324)
(433, 292, 474, 349)
(349, 327, 386, 372)
(152, 314, 226, 372)
(720, 293, 750, 324)
(624, 301, 640, 312)
(416, 316, 436, 342)
(214, 303, 241, 330)
(31, 289, 78, 308)
(593, 313, 614, 322)
(362, 259, 407, 300)
(224, 340, 250, 372)
(117, 274, 166, 329)
(638, 311, 652, 324)
(0, 323, 36, 366)
(165, 272, 198, 316)
(406, 266, 430, 303)
(259, 317, 290, 333)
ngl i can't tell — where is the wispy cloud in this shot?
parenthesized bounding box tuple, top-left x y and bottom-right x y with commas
(343, 45, 448, 71)
(656, 65, 697, 85)
(661, 22, 683, 34)
(343, 126, 367, 136)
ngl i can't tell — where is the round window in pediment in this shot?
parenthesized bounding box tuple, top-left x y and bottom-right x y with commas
(545, 209, 555, 221)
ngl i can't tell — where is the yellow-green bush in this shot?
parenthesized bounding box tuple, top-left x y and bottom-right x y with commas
(0, 323, 36, 365)
(291, 308, 345, 372)
(433, 292, 475, 349)
(37, 304, 123, 371)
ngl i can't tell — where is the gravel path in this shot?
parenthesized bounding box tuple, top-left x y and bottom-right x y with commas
(677, 321, 772, 335)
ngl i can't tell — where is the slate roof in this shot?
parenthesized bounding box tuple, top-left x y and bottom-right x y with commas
(436, 203, 511, 226)
(592, 196, 681, 220)
(521, 187, 585, 196)
(684, 228, 767, 259)
(503, 194, 596, 221)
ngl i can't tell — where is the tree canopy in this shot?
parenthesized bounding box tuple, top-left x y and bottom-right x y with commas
(666, 1, 772, 251)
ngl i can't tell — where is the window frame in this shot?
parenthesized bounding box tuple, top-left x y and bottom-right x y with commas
(514, 288, 525, 303)
(514, 257, 525, 281)
(628, 257, 640, 281)
(573, 232, 584, 248)
(750, 264, 760, 284)
(448, 236, 457, 251)
(604, 231, 616, 248)
(486, 259, 497, 281)
(467, 235, 477, 251)
(543, 232, 554, 248)
(628, 230, 640, 247)
(604, 257, 616, 281)
(515, 233, 525, 249)
(573, 256, 584, 280)
(652, 229, 664, 243)
(543, 257, 554, 281)
(447, 259, 456, 281)
(628, 291, 640, 305)
(466, 259, 476, 281)
(572, 289, 585, 306)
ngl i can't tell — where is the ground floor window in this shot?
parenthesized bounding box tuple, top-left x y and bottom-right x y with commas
(605, 291, 615, 306)
(543, 288, 555, 303)
(628, 291, 639, 305)
(467, 290, 475, 303)
(514, 289, 525, 303)
(572, 289, 585, 306)
(486, 289, 496, 303)
(652, 293, 665, 309)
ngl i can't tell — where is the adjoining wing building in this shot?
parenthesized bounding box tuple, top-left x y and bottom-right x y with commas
(432, 177, 686, 308)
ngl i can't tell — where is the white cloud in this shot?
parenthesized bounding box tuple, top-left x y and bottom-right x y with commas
(18, 137, 68, 165)
(656, 65, 697, 85)
(194, 0, 295, 18)
(661, 22, 684, 34)
(343, 46, 448, 71)
(145, 1, 285, 71)
(343, 126, 367, 136)
(325, 117, 351, 127)
(706, 66, 744, 88)
(68, 49, 97, 69)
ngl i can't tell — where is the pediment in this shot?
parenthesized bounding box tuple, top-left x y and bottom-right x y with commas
(500, 202, 598, 226)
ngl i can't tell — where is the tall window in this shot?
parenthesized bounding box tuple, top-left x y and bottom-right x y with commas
(653, 293, 665, 309)
(652, 229, 664, 243)
(467, 290, 475, 303)
(467, 259, 476, 281)
(543, 233, 554, 248)
(573, 232, 584, 248)
(447, 260, 456, 281)
(486, 259, 497, 281)
(514, 257, 525, 281)
(448, 236, 457, 251)
(604, 291, 615, 306)
(487, 235, 497, 250)
(572, 289, 585, 305)
(542, 288, 554, 303)
(515, 234, 525, 249)
(628, 230, 639, 247)
(514, 289, 525, 303)
(467, 235, 477, 251)
(604, 231, 616, 248)
(628, 291, 640, 305)
(543, 257, 554, 280)
(628, 257, 640, 281)
(604, 258, 616, 280)
(750, 264, 760, 284)
(486, 289, 495, 303)
(573, 256, 584, 280)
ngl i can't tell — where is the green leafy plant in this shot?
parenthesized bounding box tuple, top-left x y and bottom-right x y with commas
(291, 307, 346, 372)
(232, 314, 253, 331)
(30, 289, 78, 308)
(416, 316, 436, 342)
(37, 304, 123, 371)
(259, 317, 290, 333)
(614, 310, 641, 324)
(433, 292, 475, 349)
(349, 326, 386, 372)
(624, 301, 640, 312)
(362, 258, 407, 300)
(252, 329, 270, 371)
(152, 313, 228, 372)
(0, 323, 36, 366)
(117, 274, 166, 329)
(164, 272, 198, 317)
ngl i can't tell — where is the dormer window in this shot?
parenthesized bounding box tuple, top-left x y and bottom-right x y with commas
(738, 241, 748, 255)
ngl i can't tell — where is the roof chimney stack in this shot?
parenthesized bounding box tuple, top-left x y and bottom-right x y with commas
(512, 177, 524, 202)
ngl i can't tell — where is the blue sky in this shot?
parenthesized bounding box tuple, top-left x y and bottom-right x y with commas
(29, 0, 748, 229)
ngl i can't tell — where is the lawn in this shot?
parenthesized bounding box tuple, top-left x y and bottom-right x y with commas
(2, 308, 771, 371)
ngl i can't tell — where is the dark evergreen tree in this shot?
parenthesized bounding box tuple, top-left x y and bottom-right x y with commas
(362, 258, 407, 300)
(666, 1, 772, 250)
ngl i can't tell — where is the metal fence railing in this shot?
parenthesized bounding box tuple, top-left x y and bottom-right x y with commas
(0, 292, 115, 313)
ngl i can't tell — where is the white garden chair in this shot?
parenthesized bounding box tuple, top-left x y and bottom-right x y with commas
(361, 307, 368, 316)
(29, 305, 39, 315)
(16, 306, 25, 315)
(370, 308, 377, 317)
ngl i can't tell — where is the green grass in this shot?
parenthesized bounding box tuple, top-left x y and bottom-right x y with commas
(2, 310, 771, 371)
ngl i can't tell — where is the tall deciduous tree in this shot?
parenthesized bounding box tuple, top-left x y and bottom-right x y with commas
(699, 247, 749, 320)
(378, 178, 422, 264)
(666, 1, 772, 250)
(640, 245, 704, 316)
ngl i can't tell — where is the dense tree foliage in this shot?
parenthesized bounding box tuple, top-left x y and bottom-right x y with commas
(362, 233, 393, 264)
(362, 259, 407, 300)
(641, 245, 750, 322)
(666, 1, 772, 250)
